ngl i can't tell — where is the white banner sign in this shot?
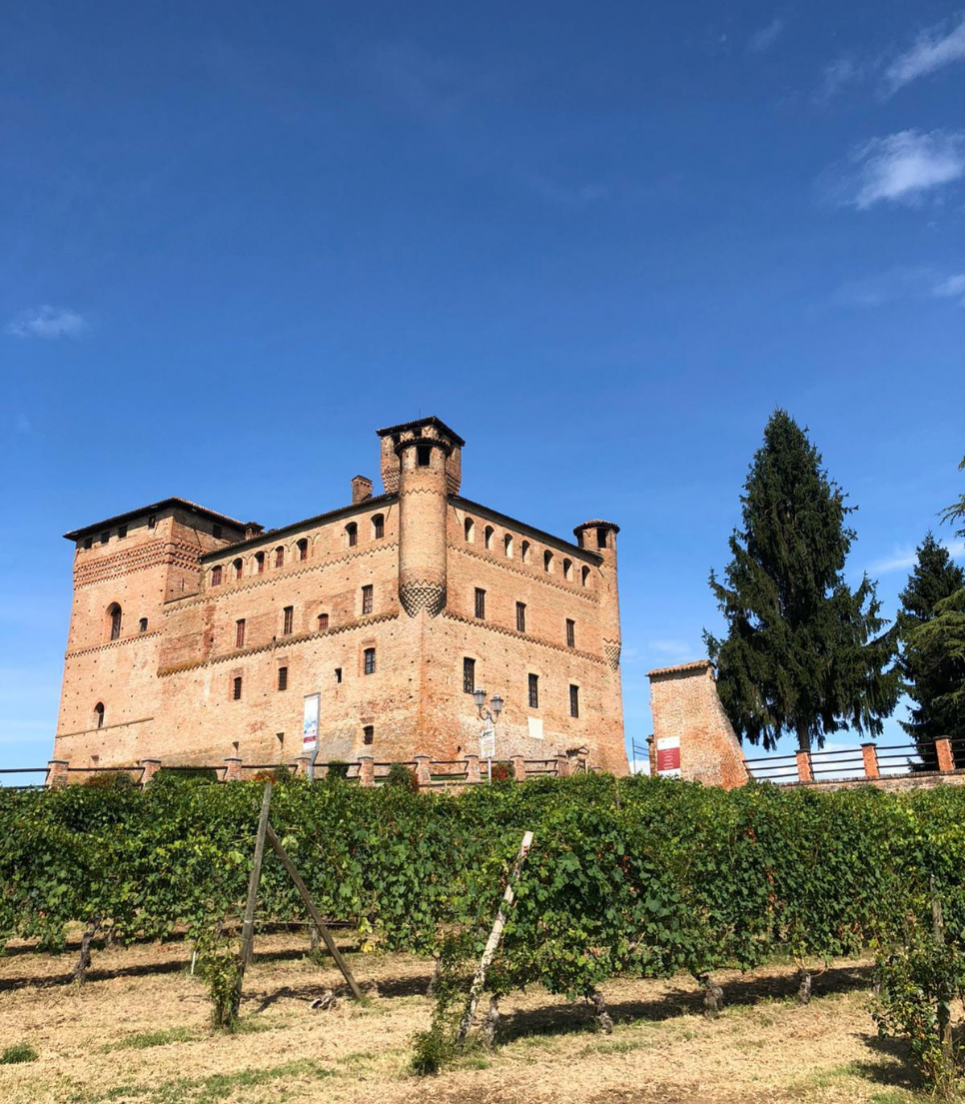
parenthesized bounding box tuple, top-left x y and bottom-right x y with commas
(480, 727, 495, 759)
(302, 693, 320, 752)
(656, 735, 681, 777)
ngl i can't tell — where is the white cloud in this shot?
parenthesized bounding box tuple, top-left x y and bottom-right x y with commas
(816, 56, 867, 102)
(933, 273, 965, 303)
(748, 18, 784, 54)
(832, 267, 965, 308)
(833, 130, 965, 209)
(6, 305, 89, 339)
(885, 14, 965, 94)
(870, 539, 965, 575)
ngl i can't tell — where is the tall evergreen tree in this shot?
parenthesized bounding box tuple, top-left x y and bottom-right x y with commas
(897, 533, 965, 758)
(705, 410, 899, 752)
(940, 456, 965, 537)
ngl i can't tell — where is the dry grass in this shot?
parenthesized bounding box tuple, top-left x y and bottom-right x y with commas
(0, 930, 927, 1104)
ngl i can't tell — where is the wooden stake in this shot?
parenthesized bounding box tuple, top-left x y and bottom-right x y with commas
(240, 783, 273, 967)
(457, 830, 533, 1041)
(264, 822, 364, 1001)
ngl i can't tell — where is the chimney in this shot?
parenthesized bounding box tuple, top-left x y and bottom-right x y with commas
(351, 475, 373, 505)
(245, 522, 263, 540)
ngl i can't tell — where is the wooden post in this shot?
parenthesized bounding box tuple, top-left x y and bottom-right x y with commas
(264, 822, 364, 1001)
(239, 783, 273, 966)
(457, 830, 534, 1041)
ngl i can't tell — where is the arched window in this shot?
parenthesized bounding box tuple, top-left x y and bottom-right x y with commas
(563, 558, 573, 581)
(255, 551, 265, 575)
(139, 618, 148, 633)
(504, 534, 513, 558)
(543, 550, 554, 573)
(317, 612, 329, 632)
(346, 523, 358, 548)
(464, 518, 475, 542)
(372, 514, 385, 540)
(274, 546, 285, 568)
(233, 558, 243, 580)
(94, 702, 105, 729)
(211, 566, 223, 587)
(521, 540, 530, 563)
(297, 538, 308, 562)
(484, 525, 494, 550)
(108, 603, 122, 641)
(581, 565, 590, 588)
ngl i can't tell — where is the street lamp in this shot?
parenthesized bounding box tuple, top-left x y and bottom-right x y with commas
(472, 688, 504, 782)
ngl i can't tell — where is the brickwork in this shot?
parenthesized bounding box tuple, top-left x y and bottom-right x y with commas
(53, 419, 628, 774)
(647, 660, 749, 789)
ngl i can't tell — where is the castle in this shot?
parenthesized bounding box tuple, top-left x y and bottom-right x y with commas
(54, 418, 628, 774)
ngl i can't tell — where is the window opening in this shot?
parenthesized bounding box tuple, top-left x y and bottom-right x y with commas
(211, 566, 222, 587)
(566, 619, 575, 648)
(363, 725, 374, 745)
(528, 673, 539, 709)
(109, 604, 122, 641)
(139, 618, 148, 633)
(570, 685, 580, 718)
(373, 515, 384, 539)
(94, 702, 105, 729)
(277, 666, 288, 692)
(283, 606, 294, 635)
(362, 585, 373, 615)
(516, 602, 526, 633)
(232, 676, 243, 701)
(463, 657, 476, 694)
(236, 619, 246, 648)
(474, 588, 486, 619)
(363, 647, 376, 675)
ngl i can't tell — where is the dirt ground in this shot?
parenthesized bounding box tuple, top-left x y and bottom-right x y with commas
(0, 929, 923, 1104)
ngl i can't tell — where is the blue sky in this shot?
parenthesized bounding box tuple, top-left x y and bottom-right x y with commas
(2, 1, 964, 774)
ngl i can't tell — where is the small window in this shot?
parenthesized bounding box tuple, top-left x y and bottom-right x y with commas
(372, 514, 384, 540)
(474, 588, 486, 619)
(213, 524, 223, 540)
(596, 527, 608, 549)
(211, 566, 223, 587)
(94, 702, 105, 728)
(108, 604, 122, 641)
(528, 673, 539, 710)
(335, 667, 343, 683)
(504, 534, 513, 558)
(464, 518, 475, 542)
(566, 619, 575, 648)
(516, 602, 526, 633)
(463, 657, 476, 694)
(362, 585, 373, 615)
(346, 523, 358, 548)
(521, 540, 530, 563)
(416, 444, 431, 467)
(233, 558, 243, 580)
(363, 725, 374, 745)
(147, 515, 156, 529)
(318, 613, 329, 632)
(297, 538, 308, 562)
(101, 531, 110, 545)
(283, 606, 294, 635)
(255, 552, 265, 574)
(569, 685, 580, 719)
(139, 618, 148, 633)
(544, 550, 553, 573)
(275, 546, 284, 568)
(563, 558, 573, 580)
(277, 666, 288, 692)
(84, 536, 93, 550)
(236, 619, 246, 648)
(363, 647, 376, 675)
(484, 525, 494, 550)
(232, 676, 243, 701)
(118, 524, 128, 539)
(581, 565, 590, 588)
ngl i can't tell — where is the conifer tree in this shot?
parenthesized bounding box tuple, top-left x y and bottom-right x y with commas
(705, 410, 899, 752)
(897, 533, 965, 759)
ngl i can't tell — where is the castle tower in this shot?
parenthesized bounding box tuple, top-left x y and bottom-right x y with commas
(377, 417, 465, 618)
(574, 520, 621, 671)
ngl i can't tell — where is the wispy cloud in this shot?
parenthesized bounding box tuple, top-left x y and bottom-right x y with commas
(885, 13, 965, 94)
(871, 539, 965, 575)
(933, 273, 965, 303)
(827, 130, 965, 209)
(649, 639, 695, 660)
(832, 267, 965, 308)
(5, 305, 89, 339)
(815, 56, 868, 103)
(748, 18, 785, 54)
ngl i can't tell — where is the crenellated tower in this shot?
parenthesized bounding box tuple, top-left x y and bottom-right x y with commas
(574, 520, 622, 670)
(377, 417, 465, 618)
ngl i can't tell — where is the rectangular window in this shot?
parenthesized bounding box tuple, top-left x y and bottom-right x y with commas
(147, 515, 156, 529)
(335, 667, 343, 683)
(277, 666, 288, 692)
(463, 657, 476, 694)
(100, 531, 110, 545)
(373, 516, 384, 539)
(236, 619, 246, 648)
(213, 524, 223, 539)
(528, 673, 539, 709)
(516, 602, 526, 633)
(474, 588, 486, 619)
(347, 524, 358, 547)
(417, 444, 431, 467)
(363, 724, 374, 745)
(566, 619, 575, 648)
(256, 553, 265, 574)
(275, 547, 284, 568)
(283, 606, 294, 635)
(84, 536, 93, 550)
(362, 585, 373, 615)
(363, 647, 376, 675)
(232, 676, 243, 701)
(139, 618, 148, 633)
(569, 684, 580, 718)
(211, 566, 223, 587)
(118, 524, 128, 539)
(318, 613, 329, 632)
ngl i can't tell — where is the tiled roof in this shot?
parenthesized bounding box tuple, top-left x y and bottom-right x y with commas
(376, 416, 466, 447)
(647, 659, 714, 678)
(64, 498, 250, 541)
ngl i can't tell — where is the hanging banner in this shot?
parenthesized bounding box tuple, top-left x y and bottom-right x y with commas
(302, 693, 320, 753)
(655, 735, 681, 777)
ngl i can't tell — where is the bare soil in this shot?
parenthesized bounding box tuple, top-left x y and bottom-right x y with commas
(0, 930, 922, 1104)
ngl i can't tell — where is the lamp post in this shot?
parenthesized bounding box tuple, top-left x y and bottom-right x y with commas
(472, 688, 504, 783)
